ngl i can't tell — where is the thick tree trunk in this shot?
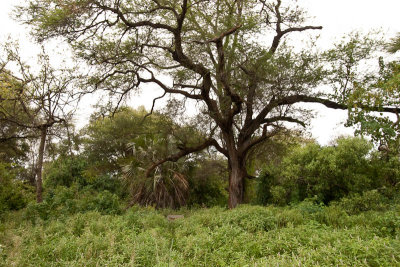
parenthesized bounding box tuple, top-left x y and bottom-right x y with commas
(227, 147, 247, 209)
(36, 127, 47, 203)
(228, 161, 246, 209)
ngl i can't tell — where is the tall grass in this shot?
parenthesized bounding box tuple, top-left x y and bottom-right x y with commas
(1, 200, 399, 266)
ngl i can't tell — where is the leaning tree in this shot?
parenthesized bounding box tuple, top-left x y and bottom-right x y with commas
(18, 0, 400, 208)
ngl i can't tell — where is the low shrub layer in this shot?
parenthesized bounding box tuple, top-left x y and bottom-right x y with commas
(1, 199, 400, 266)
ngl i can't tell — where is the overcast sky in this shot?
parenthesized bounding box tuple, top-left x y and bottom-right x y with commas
(1, 0, 399, 145)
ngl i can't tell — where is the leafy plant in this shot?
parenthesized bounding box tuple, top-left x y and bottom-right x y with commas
(0, 163, 32, 214)
(256, 137, 396, 205)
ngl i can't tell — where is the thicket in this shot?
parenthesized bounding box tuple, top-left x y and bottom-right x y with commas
(1, 108, 400, 215)
(1, 193, 399, 266)
(2, 130, 400, 213)
(0, 163, 33, 214)
(80, 108, 228, 208)
(1, 108, 400, 265)
(0, 109, 229, 218)
(256, 137, 400, 206)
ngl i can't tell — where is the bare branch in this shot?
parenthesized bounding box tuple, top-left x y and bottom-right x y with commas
(142, 91, 167, 122)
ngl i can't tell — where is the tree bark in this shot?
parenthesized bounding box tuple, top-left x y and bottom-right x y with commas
(228, 157, 246, 209)
(226, 136, 247, 209)
(36, 127, 47, 203)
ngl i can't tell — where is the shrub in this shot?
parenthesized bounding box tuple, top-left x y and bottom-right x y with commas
(293, 197, 325, 215)
(332, 190, 389, 215)
(23, 185, 122, 222)
(44, 155, 126, 198)
(255, 168, 275, 205)
(78, 189, 122, 215)
(85, 174, 126, 197)
(270, 186, 287, 206)
(255, 137, 396, 205)
(187, 159, 228, 207)
(44, 155, 88, 188)
(0, 163, 32, 214)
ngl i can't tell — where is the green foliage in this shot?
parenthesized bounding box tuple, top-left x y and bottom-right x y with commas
(82, 107, 210, 208)
(23, 185, 122, 222)
(82, 107, 147, 177)
(324, 32, 382, 103)
(344, 44, 399, 150)
(0, 163, 32, 214)
(186, 159, 228, 207)
(320, 31, 400, 153)
(44, 155, 88, 188)
(269, 185, 288, 206)
(256, 137, 397, 205)
(1, 200, 400, 266)
(44, 154, 126, 197)
(332, 190, 390, 215)
(0, 72, 31, 166)
(256, 167, 279, 205)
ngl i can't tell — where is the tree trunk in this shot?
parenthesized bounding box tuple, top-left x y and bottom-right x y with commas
(36, 127, 47, 203)
(227, 151, 246, 209)
(28, 165, 36, 187)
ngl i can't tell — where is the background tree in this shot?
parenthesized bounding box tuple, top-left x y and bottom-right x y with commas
(256, 136, 399, 206)
(82, 107, 223, 208)
(0, 42, 78, 202)
(18, 0, 400, 208)
(324, 33, 400, 154)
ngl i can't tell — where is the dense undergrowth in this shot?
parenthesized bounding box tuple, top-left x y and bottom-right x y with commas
(1, 190, 400, 266)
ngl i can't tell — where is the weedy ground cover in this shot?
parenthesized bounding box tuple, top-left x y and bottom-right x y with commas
(1, 196, 399, 266)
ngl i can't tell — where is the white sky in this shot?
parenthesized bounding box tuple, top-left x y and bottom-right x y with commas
(1, 0, 399, 145)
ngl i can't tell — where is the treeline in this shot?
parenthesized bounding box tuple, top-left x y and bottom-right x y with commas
(0, 107, 228, 214)
(1, 107, 400, 216)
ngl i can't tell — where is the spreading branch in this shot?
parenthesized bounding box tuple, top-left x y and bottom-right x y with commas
(145, 138, 224, 177)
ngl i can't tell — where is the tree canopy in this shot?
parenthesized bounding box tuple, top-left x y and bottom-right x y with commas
(17, 0, 400, 208)
(0, 41, 78, 202)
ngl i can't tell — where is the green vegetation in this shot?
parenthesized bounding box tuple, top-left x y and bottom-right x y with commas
(1, 193, 400, 266)
(0, 163, 33, 213)
(2, 133, 399, 265)
(256, 137, 400, 205)
(14, 0, 400, 208)
(1, 0, 400, 264)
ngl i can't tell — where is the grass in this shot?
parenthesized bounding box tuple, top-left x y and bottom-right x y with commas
(0, 201, 399, 266)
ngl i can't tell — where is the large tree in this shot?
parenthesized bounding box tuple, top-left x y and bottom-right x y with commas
(18, 0, 400, 208)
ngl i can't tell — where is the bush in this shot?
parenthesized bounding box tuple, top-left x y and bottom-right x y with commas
(332, 190, 389, 215)
(255, 137, 396, 205)
(187, 159, 228, 207)
(85, 174, 126, 197)
(255, 168, 275, 205)
(292, 197, 325, 215)
(44, 155, 126, 198)
(78, 189, 122, 215)
(0, 163, 32, 214)
(270, 186, 287, 206)
(44, 155, 88, 188)
(23, 185, 123, 222)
